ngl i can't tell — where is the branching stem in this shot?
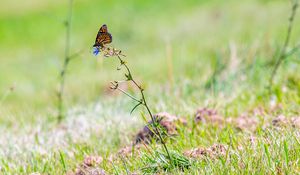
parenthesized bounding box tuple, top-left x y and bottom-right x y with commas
(115, 55, 173, 164)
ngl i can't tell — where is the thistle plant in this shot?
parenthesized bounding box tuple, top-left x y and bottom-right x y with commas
(93, 46, 172, 163)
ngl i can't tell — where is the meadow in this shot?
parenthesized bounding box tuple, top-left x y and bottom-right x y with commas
(0, 0, 300, 174)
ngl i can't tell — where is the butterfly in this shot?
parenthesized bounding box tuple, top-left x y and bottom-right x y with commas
(93, 24, 112, 48)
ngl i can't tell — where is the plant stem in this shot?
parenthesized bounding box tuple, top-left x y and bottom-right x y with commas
(57, 0, 74, 123)
(114, 85, 142, 103)
(116, 55, 173, 163)
(269, 0, 298, 89)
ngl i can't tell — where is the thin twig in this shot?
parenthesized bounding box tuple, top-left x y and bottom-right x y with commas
(269, 0, 299, 89)
(284, 43, 300, 58)
(69, 49, 85, 61)
(111, 82, 142, 103)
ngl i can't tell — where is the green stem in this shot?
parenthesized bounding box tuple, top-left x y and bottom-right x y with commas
(57, 0, 74, 123)
(116, 55, 173, 164)
(269, 0, 298, 89)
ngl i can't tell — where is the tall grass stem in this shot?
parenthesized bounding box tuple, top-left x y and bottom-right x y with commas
(269, 0, 299, 89)
(57, 0, 74, 123)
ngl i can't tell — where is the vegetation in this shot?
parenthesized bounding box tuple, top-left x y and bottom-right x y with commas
(0, 0, 299, 174)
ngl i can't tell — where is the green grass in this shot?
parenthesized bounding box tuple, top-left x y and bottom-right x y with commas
(0, 0, 300, 174)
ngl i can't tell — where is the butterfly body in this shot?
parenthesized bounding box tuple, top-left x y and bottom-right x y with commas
(93, 24, 112, 48)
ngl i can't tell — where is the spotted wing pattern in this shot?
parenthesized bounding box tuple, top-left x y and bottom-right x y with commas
(93, 24, 112, 48)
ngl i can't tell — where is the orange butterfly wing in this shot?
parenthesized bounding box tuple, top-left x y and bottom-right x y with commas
(99, 24, 108, 33)
(93, 24, 112, 47)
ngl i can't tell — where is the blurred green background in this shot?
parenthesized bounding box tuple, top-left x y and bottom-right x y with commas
(1, 1, 300, 174)
(0, 0, 299, 123)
